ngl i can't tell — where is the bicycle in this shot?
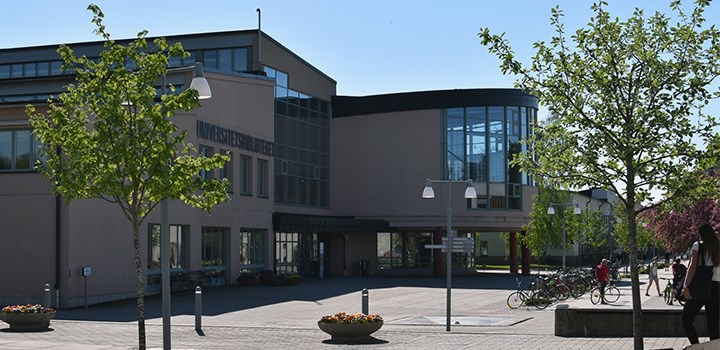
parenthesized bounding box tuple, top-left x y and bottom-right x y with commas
(507, 277, 550, 310)
(590, 282, 621, 305)
(661, 277, 684, 306)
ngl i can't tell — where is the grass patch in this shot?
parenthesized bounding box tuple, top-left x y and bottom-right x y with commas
(476, 263, 561, 271)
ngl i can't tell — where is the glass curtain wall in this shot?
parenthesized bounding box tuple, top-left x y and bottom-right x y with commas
(445, 105, 534, 210)
(264, 66, 330, 208)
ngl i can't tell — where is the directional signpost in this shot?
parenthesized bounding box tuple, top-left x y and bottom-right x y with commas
(425, 237, 474, 253)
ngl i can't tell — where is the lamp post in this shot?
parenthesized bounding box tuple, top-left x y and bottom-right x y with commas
(161, 62, 211, 350)
(547, 202, 581, 271)
(422, 177, 476, 332)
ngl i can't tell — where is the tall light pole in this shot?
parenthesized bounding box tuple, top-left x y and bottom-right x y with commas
(161, 62, 212, 350)
(547, 202, 581, 271)
(422, 177, 476, 332)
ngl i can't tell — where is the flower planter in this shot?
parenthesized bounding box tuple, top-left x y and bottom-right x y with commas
(0, 311, 56, 331)
(317, 320, 383, 342)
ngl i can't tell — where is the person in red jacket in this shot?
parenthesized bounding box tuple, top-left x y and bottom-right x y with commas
(595, 258, 610, 304)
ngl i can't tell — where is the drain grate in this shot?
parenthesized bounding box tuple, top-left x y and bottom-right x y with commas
(389, 315, 531, 327)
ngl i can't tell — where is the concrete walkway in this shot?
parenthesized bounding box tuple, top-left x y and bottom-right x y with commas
(0, 263, 707, 350)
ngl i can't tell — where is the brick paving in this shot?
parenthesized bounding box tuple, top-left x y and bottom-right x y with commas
(0, 264, 705, 350)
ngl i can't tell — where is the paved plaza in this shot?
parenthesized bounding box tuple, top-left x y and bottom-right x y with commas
(0, 266, 703, 349)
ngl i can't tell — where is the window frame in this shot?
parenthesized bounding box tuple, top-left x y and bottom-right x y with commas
(239, 154, 253, 195)
(0, 129, 42, 173)
(257, 158, 269, 198)
(147, 223, 188, 271)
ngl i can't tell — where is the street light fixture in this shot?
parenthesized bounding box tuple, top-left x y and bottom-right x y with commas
(161, 62, 211, 350)
(422, 178, 476, 332)
(546, 202, 581, 271)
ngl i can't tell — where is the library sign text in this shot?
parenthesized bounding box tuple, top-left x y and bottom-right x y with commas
(196, 120, 274, 156)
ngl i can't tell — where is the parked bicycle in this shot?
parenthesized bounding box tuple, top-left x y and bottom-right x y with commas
(661, 277, 684, 306)
(590, 282, 621, 305)
(507, 277, 550, 310)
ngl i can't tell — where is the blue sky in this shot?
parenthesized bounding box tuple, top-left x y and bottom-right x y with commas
(4, 0, 716, 98)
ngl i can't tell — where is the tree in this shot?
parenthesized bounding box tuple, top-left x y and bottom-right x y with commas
(480, 1, 720, 348)
(27, 5, 229, 349)
(523, 181, 575, 258)
(643, 199, 720, 252)
(613, 206, 658, 256)
(523, 182, 613, 265)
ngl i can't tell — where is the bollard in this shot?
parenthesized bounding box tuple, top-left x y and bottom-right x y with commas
(43, 284, 51, 307)
(362, 288, 369, 315)
(195, 286, 202, 332)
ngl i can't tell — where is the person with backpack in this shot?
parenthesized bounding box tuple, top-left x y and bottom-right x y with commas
(681, 223, 720, 346)
(672, 257, 687, 290)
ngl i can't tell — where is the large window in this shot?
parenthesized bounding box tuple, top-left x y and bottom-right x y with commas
(202, 227, 228, 268)
(445, 105, 534, 210)
(376, 232, 434, 271)
(0, 129, 42, 172)
(239, 229, 266, 267)
(275, 232, 318, 275)
(201, 48, 250, 72)
(0, 60, 67, 80)
(507, 107, 522, 209)
(265, 65, 330, 208)
(147, 224, 187, 270)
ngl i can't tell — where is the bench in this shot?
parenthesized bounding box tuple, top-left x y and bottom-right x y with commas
(555, 304, 708, 337)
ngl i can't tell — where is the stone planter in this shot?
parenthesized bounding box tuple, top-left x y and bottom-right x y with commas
(0, 311, 56, 331)
(284, 277, 302, 285)
(317, 320, 383, 342)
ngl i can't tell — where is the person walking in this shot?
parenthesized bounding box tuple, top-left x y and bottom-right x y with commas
(681, 223, 720, 346)
(595, 258, 610, 305)
(646, 256, 661, 297)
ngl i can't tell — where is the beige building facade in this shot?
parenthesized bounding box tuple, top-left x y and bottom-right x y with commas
(0, 30, 538, 308)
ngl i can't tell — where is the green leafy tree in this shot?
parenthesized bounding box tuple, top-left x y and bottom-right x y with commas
(27, 5, 228, 349)
(613, 206, 658, 255)
(576, 208, 618, 265)
(480, 1, 720, 348)
(522, 182, 574, 258)
(524, 182, 611, 266)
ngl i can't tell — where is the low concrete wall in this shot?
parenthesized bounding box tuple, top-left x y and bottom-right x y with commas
(555, 304, 708, 337)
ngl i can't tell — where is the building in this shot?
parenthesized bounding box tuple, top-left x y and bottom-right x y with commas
(0, 30, 538, 308)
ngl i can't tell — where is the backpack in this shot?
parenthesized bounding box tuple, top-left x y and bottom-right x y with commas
(677, 264, 687, 278)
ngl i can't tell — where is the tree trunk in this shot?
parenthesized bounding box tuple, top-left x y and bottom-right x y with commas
(627, 204, 643, 350)
(624, 160, 643, 350)
(133, 221, 146, 350)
